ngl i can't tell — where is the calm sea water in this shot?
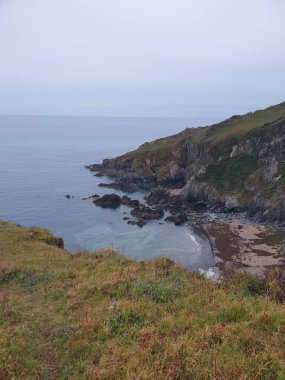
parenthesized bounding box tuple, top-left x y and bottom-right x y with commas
(0, 115, 217, 270)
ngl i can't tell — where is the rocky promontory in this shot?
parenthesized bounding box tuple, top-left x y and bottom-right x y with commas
(87, 102, 285, 226)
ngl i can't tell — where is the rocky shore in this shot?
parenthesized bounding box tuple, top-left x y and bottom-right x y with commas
(85, 102, 285, 276)
(84, 171, 285, 277)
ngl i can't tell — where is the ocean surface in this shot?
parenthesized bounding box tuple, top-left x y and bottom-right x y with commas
(0, 115, 218, 270)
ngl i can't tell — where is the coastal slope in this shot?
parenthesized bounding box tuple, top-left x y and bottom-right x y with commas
(89, 102, 285, 224)
(1, 221, 285, 378)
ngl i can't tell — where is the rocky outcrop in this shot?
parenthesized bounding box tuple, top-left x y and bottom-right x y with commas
(131, 205, 164, 220)
(93, 194, 121, 209)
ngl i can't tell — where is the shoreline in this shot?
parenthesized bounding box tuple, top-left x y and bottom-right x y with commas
(204, 219, 285, 277)
(86, 166, 285, 278)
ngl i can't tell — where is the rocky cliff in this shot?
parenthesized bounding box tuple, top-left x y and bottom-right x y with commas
(88, 102, 285, 225)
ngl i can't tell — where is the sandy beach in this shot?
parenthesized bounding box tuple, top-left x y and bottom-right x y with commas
(207, 221, 285, 276)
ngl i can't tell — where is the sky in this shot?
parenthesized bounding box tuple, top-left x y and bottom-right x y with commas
(0, 0, 284, 117)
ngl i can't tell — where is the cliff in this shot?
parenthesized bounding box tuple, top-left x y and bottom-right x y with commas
(89, 102, 285, 224)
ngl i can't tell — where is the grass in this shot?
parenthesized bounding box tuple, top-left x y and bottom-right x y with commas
(1, 221, 285, 379)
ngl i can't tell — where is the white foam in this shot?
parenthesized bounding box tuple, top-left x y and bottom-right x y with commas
(199, 268, 216, 279)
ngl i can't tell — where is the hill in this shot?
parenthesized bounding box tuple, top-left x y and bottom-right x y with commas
(1, 221, 285, 379)
(88, 102, 285, 224)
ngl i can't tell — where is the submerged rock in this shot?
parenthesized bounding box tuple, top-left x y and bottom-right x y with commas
(82, 194, 99, 201)
(93, 194, 121, 209)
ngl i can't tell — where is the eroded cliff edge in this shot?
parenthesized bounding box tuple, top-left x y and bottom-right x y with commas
(88, 102, 285, 225)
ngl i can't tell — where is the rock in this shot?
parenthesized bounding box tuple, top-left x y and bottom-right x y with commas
(260, 157, 279, 181)
(65, 194, 73, 199)
(137, 220, 147, 228)
(273, 242, 285, 259)
(85, 163, 102, 172)
(98, 182, 122, 190)
(145, 188, 169, 206)
(127, 219, 146, 228)
(131, 205, 164, 220)
(165, 212, 188, 225)
(127, 220, 137, 226)
(121, 196, 140, 207)
(82, 194, 99, 201)
(225, 195, 240, 210)
(169, 163, 185, 180)
(193, 201, 208, 212)
(93, 194, 121, 209)
(94, 172, 104, 177)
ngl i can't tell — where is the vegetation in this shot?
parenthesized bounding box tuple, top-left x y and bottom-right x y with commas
(1, 221, 285, 379)
(201, 155, 259, 191)
(124, 101, 285, 157)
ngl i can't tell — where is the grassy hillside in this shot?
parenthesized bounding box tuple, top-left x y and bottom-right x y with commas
(1, 221, 285, 379)
(134, 101, 285, 154)
(103, 102, 285, 180)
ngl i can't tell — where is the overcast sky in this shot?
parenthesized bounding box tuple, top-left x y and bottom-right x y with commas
(0, 0, 284, 117)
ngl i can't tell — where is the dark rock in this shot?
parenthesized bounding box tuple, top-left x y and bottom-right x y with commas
(98, 182, 122, 190)
(131, 205, 164, 220)
(82, 194, 100, 201)
(193, 201, 208, 212)
(85, 164, 102, 172)
(65, 194, 73, 199)
(93, 194, 121, 209)
(137, 220, 147, 228)
(121, 195, 140, 207)
(145, 188, 169, 206)
(165, 212, 188, 226)
(94, 172, 104, 177)
(127, 219, 147, 228)
(123, 217, 130, 221)
(127, 220, 137, 226)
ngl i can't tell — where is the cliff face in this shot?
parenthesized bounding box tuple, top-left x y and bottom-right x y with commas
(182, 117, 285, 223)
(89, 102, 285, 224)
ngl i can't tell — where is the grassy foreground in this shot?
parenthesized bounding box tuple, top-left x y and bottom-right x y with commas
(1, 222, 285, 379)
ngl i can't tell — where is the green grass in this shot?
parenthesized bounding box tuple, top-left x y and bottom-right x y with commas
(1, 221, 285, 379)
(202, 102, 285, 145)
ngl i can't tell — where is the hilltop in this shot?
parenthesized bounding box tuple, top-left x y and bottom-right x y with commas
(88, 102, 285, 225)
(1, 221, 285, 379)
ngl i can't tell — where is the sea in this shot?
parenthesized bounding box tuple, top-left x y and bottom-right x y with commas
(0, 115, 218, 271)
